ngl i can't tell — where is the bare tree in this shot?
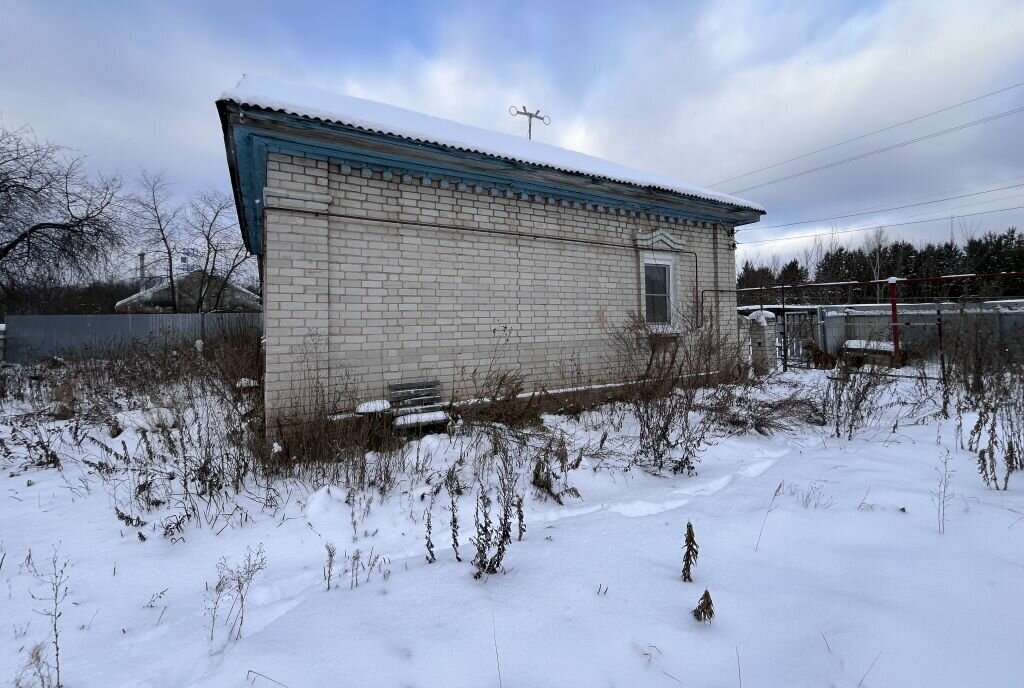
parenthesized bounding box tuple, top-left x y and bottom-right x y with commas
(0, 125, 124, 294)
(131, 172, 184, 312)
(800, 235, 828, 282)
(183, 191, 252, 312)
(865, 227, 888, 302)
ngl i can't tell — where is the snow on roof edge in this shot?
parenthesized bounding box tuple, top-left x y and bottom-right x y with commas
(220, 76, 765, 214)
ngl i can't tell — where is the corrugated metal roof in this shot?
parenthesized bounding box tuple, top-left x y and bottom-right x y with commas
(220, 76, 765, 214)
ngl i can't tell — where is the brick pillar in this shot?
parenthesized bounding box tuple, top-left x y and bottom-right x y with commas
(748, 310, 777, 375)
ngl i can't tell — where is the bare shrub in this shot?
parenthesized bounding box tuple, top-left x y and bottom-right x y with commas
(932, 450, 954, 534)
(530, 433, 582, 504)
(424, 493, 437, 564)
(817, 364, 896, 440)
(470, 457, 520, 580)
(704, 381, 825, 436)
(948, 324, 1024, 490)
(785, 481, 834, 509)
(13, 642, 57, 688)
(342, 547, 391, 589)
(3, 423, 64, 473)
(451, 366, 542, 430)
(206, 544, 267, 642)
(324, 543, 336, 591)
(444, 463, 464, 561)
(964, 372, 1023, 490)
(25, 548, 69, 688)
(606, 311, 742, 474)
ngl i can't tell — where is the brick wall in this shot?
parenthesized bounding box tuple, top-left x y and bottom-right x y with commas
(262, 152, 741, 419)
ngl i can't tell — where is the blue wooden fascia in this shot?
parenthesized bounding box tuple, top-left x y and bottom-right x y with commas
(228, 114, 751, 255)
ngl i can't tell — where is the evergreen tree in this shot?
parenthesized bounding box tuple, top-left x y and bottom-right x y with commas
(777, 258, 809, 286)
(736, 260, 777, 290)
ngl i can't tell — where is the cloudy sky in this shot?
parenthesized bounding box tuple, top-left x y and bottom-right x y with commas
(3, 0, 1023, 269)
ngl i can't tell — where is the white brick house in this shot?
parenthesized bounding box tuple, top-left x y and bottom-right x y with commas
(216, 77, 764, 421)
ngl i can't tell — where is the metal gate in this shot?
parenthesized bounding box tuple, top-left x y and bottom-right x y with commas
(778, 311, 815, 370)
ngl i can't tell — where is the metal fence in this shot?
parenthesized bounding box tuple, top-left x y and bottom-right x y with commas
(2, 313, 262, 364)
(817, 304, 1024, 373)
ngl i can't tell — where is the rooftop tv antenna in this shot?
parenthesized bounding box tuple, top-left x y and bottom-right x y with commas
(509, 105, 550, 140)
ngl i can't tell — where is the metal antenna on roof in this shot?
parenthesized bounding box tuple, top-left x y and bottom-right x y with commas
(509, 105, 550, 140)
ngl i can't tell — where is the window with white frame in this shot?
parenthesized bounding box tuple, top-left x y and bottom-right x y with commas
(643, 252, 675, 324)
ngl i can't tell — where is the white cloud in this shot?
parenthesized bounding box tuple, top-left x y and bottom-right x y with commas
(2, 0, 1022, 270)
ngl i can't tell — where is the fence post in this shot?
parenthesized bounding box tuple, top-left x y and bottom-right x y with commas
(936, 308, 945, 383)
(888, 277, 902, 368)
(780, 284, 788, 372)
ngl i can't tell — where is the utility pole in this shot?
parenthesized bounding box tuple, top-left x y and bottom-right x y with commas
(509, 105, 550, 140)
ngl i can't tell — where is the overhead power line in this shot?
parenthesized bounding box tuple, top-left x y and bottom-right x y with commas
(736, 204, 1024, 246)
(738, 181, 1024, 231)
(728, 105, 1024, 195)
(710, 79, 1024, 187)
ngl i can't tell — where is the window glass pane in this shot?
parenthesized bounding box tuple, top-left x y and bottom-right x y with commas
(645, 264, 668, 296)
(646, 294, 669, 323)
(645, 263, 670, 323)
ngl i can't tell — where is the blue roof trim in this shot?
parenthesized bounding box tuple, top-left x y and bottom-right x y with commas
(225, 109, 757, 255)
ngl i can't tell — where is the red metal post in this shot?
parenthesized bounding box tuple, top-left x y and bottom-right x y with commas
(888, 277, 902, 368)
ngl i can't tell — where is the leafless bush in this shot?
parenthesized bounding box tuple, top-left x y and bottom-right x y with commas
(932, 450, 954, 534)
(25, 548, 69, 688)
(948, 329, 1024, 490)
(13, 642, 57, 688)
(206, 544, 267, 642)
(444, 462, 465, 561)
(424, 493, 437, 564)
(785, 481, 834, 509)
(324, 543, 336, 591)
(265, 336, 415, 492)
(87, 397, 262, 539)
(3, 422, 64, 473)
(703, 382, 825, 436)
(470, 454, 521, 580)
(341, 547, 390, 589)
(606, 311, 742, 474)
(817, 364, 896, 440)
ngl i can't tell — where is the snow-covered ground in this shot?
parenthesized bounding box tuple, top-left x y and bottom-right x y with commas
(2, 371, 1023, 687)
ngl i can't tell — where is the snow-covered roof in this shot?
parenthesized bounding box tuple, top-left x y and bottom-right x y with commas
(115, 270, 261, 310)
(220, 76, 764, 214)
(844, 340, 896, 352)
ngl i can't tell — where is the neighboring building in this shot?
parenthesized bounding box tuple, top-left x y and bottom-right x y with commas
(115, 269, 261, 313)
(217, 76, 764, 420)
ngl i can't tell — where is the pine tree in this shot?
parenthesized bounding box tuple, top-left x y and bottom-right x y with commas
(681, 521, 699, 582)
(692, 589, 715, 624)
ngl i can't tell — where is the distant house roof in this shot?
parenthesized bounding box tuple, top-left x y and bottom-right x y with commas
(115, 270, 261, 313)
(218, 77, 766, 254)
